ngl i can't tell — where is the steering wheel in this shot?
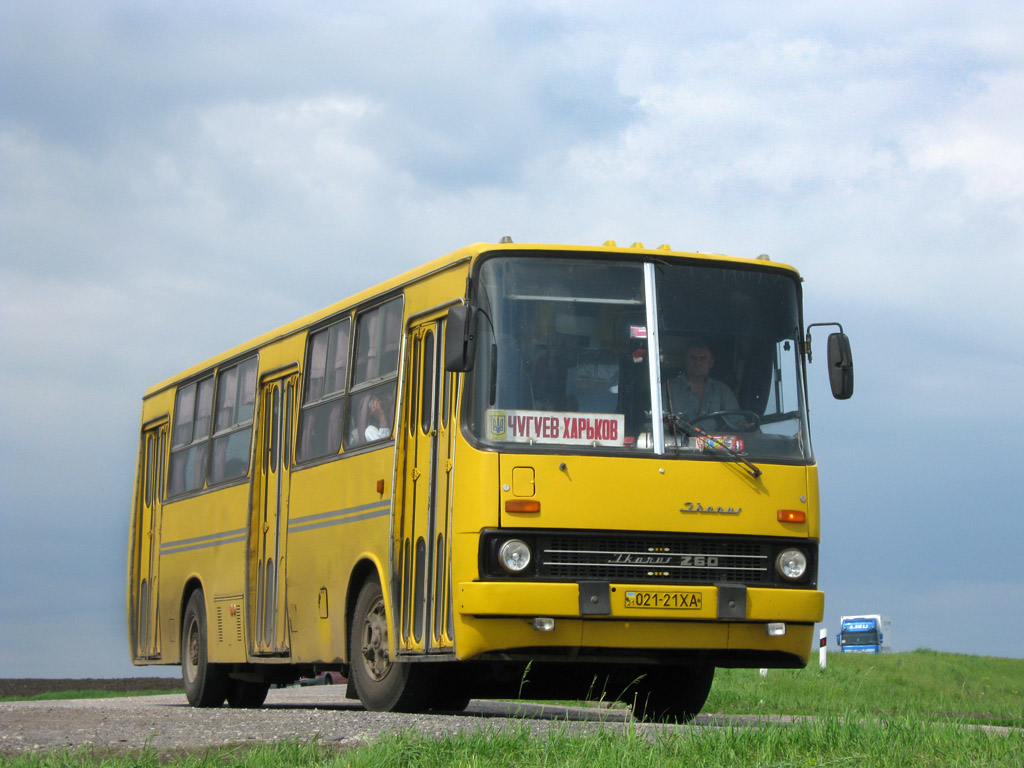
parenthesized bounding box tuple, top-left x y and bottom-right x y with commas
(690, 409, 761, 433)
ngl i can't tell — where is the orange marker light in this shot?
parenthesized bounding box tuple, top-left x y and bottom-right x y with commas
(505, 500, 541, 514)
(777, 509, 806, 523)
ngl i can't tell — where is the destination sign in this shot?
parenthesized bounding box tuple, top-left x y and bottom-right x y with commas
(486, 409, 626, 446)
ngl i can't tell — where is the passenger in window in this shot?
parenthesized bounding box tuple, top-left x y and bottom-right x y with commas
(666, 341, 738, 419)
(364, 394, 392, 442)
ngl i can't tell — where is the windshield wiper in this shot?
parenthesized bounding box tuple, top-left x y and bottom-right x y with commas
(664, 413, 762, 479)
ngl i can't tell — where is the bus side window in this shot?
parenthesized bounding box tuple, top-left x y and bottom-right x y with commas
(351, 298, 402, 385)
(297, 318, 350, 462)
(209, 357, 258, 484)
(348, 384, 396, 446)
(168, 376, 214, 496)
(345, 297, 402, 449)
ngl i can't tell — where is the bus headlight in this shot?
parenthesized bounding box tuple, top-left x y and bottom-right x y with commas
(775, 548, 808, 581)
(499, 539, 532, 574)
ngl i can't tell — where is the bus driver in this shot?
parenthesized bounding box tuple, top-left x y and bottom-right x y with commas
(666, 341, 739, 420)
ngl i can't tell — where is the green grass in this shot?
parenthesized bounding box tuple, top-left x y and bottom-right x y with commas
(0, 690, 178, 704)
(706, 649, 1024, 727)
(318, 720, 1024, 768)
(2, 651, 1022, 767)
(3, 720, 1022, 768)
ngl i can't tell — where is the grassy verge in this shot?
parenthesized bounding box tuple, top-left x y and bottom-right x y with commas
(707, 649, 1024, 727)
(318, 721, 1022, 768)
(0, 689, 180, 703)
(2, 719, 1022, 768)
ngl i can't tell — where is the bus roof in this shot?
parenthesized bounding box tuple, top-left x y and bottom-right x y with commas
(143, 240, 799, 399)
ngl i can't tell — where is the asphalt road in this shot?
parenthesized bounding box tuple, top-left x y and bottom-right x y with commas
(0, 685, 780, 756)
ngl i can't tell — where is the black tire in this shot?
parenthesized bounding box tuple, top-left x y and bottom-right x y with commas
(181, 589, 228, 707)
(226, 679, 270, 708)
(428, 688, 472, 712)
(630, 664, 714, 723)
(348, 575, 430, 712)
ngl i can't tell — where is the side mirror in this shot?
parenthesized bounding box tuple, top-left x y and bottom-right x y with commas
(444, 305, 477, 372)
(826, 332, 854, 400)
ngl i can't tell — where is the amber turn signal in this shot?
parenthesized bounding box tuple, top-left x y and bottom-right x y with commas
(777, 509, 806, 523)
(505, 500, 541, 514)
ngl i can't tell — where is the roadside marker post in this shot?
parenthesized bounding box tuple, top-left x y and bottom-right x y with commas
(819, 627, 827, 669)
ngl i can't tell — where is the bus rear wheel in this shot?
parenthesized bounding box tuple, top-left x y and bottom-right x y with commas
(349, 575, 430, 712)
(630, 664, 714, 723)
(181, 589, 228, 707)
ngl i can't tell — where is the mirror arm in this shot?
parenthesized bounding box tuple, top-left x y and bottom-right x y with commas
(805, 322, 845, 363)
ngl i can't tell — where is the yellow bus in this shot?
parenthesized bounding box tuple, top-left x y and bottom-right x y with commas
(128, 239, 853, 720)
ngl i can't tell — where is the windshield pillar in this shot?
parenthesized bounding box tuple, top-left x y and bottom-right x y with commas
(643, 262, 665, 455)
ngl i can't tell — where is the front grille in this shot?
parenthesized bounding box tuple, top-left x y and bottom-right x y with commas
(480, 530, 817, 587)
(539, 534, 769, 584)
(524, 532, 813, 587)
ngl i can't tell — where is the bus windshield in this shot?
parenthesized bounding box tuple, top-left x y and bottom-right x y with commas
(466, 254, 811, 463)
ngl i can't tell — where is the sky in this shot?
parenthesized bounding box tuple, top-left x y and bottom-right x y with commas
(2, 1, 1023, 677)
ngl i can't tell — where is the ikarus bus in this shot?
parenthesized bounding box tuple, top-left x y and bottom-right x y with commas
(127, 239, 853, 721)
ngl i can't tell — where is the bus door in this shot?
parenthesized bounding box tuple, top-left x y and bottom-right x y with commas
(249, 370, 298, 656)
(398, 317, 456, 653)
(132, 419, 168, 660)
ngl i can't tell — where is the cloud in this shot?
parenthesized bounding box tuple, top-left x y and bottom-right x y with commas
(544, 27, 1024, 331)
(909, 71, 1024, 205)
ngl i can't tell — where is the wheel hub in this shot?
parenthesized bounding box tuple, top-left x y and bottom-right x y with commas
(184, 618, 200, 683)
(360, 596, 390, 681)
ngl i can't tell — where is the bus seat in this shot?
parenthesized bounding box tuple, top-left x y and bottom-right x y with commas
(566, 349, 619, 413)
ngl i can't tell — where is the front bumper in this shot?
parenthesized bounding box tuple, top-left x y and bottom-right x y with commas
(455, 581, 823, 665)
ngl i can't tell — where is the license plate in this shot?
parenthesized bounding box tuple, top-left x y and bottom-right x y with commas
(623, 590, 703, 610)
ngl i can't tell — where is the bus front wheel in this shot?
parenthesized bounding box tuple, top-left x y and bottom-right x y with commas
(349, 575, 429, 712)
(181, 589, 228, 707)
(631, 664, 714, 723)
(226, 678, 270, 708)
